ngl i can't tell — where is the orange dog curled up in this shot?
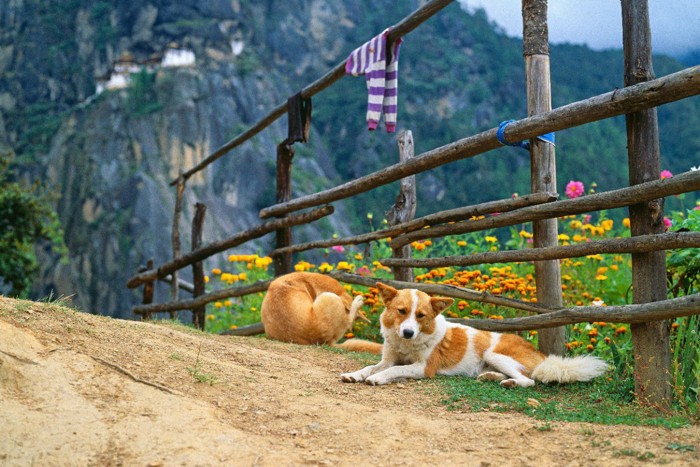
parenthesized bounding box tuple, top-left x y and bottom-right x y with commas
(341, 283, 608, 387)
(261, 272, 382, 354)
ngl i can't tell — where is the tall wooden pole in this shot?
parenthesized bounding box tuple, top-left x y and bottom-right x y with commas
(191, 202, 207, 330)
(274, 142, 295, 276)
(386, 130, 417, 282)
(522, 0, 565, 355)
(622, 0, 671, 408)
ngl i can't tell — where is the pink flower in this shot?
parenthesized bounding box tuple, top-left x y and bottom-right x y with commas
(357, 266, 371, 276)
(660, 170, 673, 179)
(331, 245, 345, 253)
(663, 217, 672, 231)
(565, 180, 585, 199)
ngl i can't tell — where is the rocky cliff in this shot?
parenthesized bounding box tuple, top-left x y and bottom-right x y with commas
(1, 0, 697, 317)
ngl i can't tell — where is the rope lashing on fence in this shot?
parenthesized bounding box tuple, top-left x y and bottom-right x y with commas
(496, 119, 555, 150)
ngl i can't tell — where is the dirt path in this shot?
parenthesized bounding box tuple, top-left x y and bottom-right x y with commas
(1, 297, 698, 466)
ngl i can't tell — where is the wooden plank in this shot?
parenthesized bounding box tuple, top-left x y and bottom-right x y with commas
(381, 232, 700, 268)
(449, 294, 700, 332)
(622, 0, 671, 408)
(127, 205, 334, 288)
(170, 174, 185, 319)
(259, 66, 700, 218)
(270, 192, 558, 256)
(329, 271, 553, 315)
(133, 280, 273, 315)
(390, 170, 700, 248)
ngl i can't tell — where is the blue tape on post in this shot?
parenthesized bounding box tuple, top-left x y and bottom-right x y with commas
(497, 120, 555, 151)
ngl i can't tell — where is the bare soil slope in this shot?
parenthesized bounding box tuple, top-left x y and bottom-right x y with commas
(1, 297, 698, 466)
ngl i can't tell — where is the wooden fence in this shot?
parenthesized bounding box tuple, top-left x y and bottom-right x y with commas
(127, 0, 700, 408)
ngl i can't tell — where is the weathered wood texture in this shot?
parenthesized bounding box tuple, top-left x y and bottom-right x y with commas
(270, 192, 557, 256)
(127, 205, 334, 288)
(524, 0, 564, 355)
(191, 203, 207, 330)
(381, 232, 700, 268)
(170, 174, 185, 316)
(623, 0, 671, 408)
(259, 66, 700, 218)
(219, 322, 266, 336)
(391, 170, 700, 248)
(387, 130, 416, 282)
(133, 280, 273, 315)
(273, 143, 295, 276)
(329, 271, 553, 315)
(171, 0, 454, 185)
(140, 259, 155, 320)
(450, 294, 700, 332)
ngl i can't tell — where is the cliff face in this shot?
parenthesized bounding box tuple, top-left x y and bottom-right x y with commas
(2, 1, 697, 317)
(2, 0, 375, 316)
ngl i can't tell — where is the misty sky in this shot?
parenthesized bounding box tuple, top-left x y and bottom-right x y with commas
(459, 0, 700, 58)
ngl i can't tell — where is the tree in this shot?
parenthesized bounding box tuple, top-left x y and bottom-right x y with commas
(0, 151, 66, 297)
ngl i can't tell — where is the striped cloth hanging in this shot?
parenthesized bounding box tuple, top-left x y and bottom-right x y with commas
(345, 28, 403, 133)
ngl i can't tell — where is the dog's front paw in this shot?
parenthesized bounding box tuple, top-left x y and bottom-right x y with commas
(364, 374, 389, 386)
(340, 371, 365, 383)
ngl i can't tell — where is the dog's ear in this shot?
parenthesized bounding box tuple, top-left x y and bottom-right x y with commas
(430, 296, 454, 316)
(376, 282, 398, 305)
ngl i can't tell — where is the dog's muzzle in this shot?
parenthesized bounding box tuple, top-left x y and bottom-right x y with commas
(402, 329, 415, 339)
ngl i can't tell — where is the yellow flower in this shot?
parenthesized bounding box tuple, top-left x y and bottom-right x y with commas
(485, 236, 497, 243)
(294, 261, 314, 272)
(204, 275, 209, 283)
(595, 274, 608, 281)
(214, 302, 223, 308)
(601, 219, 614, 231)
(318, 262, 334, 273)
(336, 261, 354, 272)
(586, 254, 604, 261)
(457, 240, 467, 247)
(569, 220, 583, 229)
(238, 272, 247, 281)
(623, 218, 631, 228)
(207, 314, 215, 320)
(558, 234, 570, 241)
(596, 267, 608, 275)
(354, 253, 363, 260)
(519, 230, 533, 239)
(212, 268, 222, 275)
(572, 234, 585, 242)
(610, 264, 619, 271)
(224, 300, 232, 307)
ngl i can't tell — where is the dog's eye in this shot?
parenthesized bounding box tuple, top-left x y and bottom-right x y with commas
(397, 308, 407, 315)
(416, 313, 425, 319)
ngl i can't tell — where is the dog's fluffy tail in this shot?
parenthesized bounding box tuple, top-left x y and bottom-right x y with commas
(333, 339, 382, 354)
(531, 355, 608, 384)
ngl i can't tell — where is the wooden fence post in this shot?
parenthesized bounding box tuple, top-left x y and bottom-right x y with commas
(386, 130, 416, 282)
(170, 172, 185, 320)
(140, 259, 155, 321)
(191, 203, 207, 330)
(274, 142, 295, 276)
(622, 0, 671, 408)
(523, 0, 565, 355)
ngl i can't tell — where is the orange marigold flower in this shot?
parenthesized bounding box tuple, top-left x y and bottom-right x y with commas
(586, 344, 595, 352)
(615, 326, 628, 335)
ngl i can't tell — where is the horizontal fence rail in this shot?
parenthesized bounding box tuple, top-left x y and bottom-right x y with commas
(171, 0, 454, 186)
(127, 205, 333, 288)
(271, 192, 558, 256)
(260, 66, 700, 219)
(133, 280, 273, 315)
(329, 271, 554, 314)
(450, 294, 700, 332)
(391, 170, 700, 248)
(381, 232, 700, 268)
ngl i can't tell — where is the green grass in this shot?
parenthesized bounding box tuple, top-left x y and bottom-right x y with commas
(432, 372, 694, 428)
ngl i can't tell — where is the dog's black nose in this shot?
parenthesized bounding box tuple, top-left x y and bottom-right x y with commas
(402, 329, 414, 339)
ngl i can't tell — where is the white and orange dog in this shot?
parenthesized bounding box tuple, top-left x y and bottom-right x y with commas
(261, 272, 382, 353)
(341, 283, 608, 387)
